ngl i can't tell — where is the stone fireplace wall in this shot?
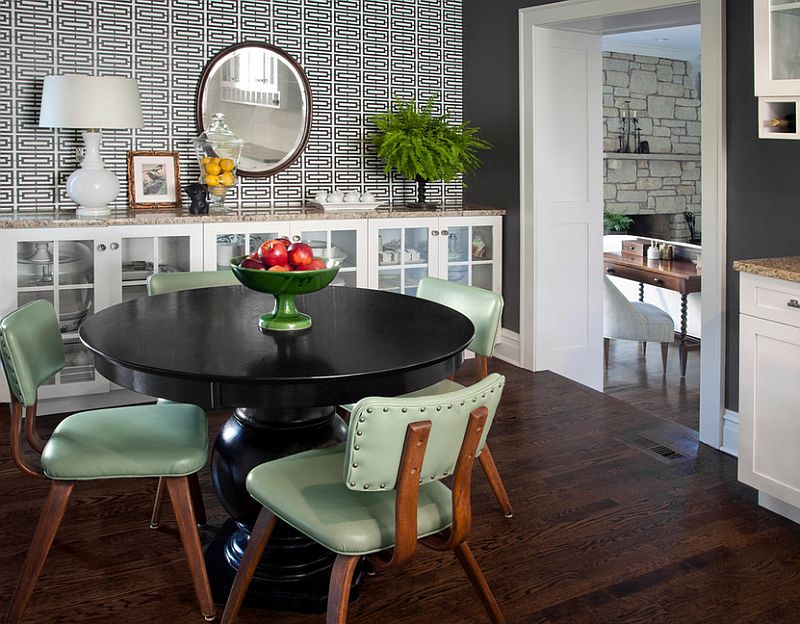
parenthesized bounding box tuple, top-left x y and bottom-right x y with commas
(602, 51, 701, 242)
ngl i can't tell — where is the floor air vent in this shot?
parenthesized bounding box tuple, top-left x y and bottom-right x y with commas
(620, 434, 690, 465)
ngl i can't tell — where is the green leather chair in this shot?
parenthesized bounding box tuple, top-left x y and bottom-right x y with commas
(146, 269, 239, 529)
(0, 300, 215, 623)
(409, 277, 511, 516)
(221, 374, 508, 624)
(343, 276, 512, 517)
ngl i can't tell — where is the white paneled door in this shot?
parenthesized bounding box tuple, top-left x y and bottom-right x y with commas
(531, 27, 603, 390)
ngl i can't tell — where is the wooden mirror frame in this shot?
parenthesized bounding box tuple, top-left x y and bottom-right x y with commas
(196, 42, 313, 178)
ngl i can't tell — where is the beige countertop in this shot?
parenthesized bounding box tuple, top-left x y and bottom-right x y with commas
(0, 203, 504, 229)
(733, 256, 800, 283)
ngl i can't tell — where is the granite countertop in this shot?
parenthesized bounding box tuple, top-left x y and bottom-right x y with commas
(0, 203, 504, 229)
(733, 256, 800, 283)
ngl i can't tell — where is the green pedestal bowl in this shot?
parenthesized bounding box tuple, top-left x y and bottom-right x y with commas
(230, 256, 341, 331)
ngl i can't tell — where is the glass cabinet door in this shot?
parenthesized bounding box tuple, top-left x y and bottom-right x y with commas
(755, 0, 800, 95)
(15, 238, 98, 389)
(214, 229, 282, 269)
(296, 227, 359, 287)
(120, 235, 194, 301)
(443, 223, 497, 292)
(375, 225, 431, 296)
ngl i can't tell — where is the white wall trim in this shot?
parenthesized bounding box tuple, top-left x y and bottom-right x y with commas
(720, 409, 739, 457)
(519, 0, 727, 450)
(602, 41, 699, 62)
(494, 328, 521, 367)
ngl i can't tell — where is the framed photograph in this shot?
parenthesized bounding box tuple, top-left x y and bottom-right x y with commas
(127, 150, 181, 210)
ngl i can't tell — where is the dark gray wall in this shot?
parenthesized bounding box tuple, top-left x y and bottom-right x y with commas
(725, 0, 800, 410)
(463, 0, 800, 410)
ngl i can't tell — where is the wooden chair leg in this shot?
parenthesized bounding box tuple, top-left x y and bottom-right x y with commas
(604, 338, 610, 369)
(453, 541, 506, 624)
(187, 472, 207, 527)
(220, 509, 278, 624)
(5, 480, 73, 624)
(326, 555, 360, 624)
(660, 342, 669, 374)
(150, 477, 166, 529)
(165, 477, 215, 622)
(478, 445, 513, 518)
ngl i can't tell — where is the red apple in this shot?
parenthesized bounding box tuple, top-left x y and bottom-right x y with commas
(307, 258, 327, 270)
(240, 257, 266, 270)
(260, 242, 289, 267)
(276, 237, 291, 248)
(268, 264, 291, 272)
(247, 251, 260, 261)
(287, 242, 313, 267)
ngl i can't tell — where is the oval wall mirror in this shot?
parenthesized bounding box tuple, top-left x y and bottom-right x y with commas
(196, 42, 312, 178)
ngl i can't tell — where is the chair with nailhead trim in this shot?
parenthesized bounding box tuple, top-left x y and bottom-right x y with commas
(220, 374, 507, 624)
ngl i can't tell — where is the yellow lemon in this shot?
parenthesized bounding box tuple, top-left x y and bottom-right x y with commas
(201, 156, 212, 166)
(211, 157, 221, 165)
(220, 158, 235, 172)
(220, 172, 236, 187)
(206, 162, 222, 175)
(204, 174, 220, 187)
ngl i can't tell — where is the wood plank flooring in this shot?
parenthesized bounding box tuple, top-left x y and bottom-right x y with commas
(603, 337, 700, 430)
(2, 360, 799, 623)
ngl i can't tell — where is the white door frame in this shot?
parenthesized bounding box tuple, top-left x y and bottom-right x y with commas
(519, 0, 727, 449)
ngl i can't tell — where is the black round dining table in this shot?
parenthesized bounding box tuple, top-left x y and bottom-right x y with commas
(79, 284, 474, 612)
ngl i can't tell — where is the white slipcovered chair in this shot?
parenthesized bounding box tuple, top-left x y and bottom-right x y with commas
(603, 276, 675, 373)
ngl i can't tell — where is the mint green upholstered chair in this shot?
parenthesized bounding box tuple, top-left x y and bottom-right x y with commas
(145, 269, 238, 529)
(221, 374, 507, 624)
(340, 276, 512, 517)
(0, 300, 215, 623)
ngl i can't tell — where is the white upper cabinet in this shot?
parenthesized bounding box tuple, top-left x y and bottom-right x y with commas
(754, 0, 800, 96)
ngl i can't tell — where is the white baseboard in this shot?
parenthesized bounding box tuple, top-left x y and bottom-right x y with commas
(493, 328, 521, 367)
(720, 409, 739, 457)
(759, 492, 800, 525)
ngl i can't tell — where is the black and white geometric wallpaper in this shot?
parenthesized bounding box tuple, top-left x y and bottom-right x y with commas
(1, 0, 463, 214)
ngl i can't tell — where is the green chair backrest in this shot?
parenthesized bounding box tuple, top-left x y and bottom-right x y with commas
(147, 270, 239, 296)
(344, 373, 505, 491)
(416, 277, 503, 357)
(0, 300, 65, 407)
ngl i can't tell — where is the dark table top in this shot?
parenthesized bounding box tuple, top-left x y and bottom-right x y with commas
(79, 286, 474, 409)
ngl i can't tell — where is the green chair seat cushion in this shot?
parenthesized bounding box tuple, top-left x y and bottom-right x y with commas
(246, 444, 453, 556)
(41, 403, 208, 480)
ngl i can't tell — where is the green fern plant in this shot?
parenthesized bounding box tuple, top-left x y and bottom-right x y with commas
(369, 98, 491, 206)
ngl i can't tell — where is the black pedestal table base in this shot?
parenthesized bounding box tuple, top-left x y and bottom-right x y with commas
(208, 406, 355, 612)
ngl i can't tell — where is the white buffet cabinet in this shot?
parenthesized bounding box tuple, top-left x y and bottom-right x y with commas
(738, 270, 800, 522)
(0, 208, 502, 414)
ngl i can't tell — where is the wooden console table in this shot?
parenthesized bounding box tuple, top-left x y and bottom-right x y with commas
(603, 251, 701, 376)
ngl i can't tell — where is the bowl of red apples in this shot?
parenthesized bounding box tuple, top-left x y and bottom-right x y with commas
(231, 237, 341, 331)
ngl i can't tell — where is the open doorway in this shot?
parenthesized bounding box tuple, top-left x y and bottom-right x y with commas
(601, 24, 702, 431)
(518, 0, 726, 449)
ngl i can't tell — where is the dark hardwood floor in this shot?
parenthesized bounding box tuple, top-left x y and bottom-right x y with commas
(603, 337, 700, 431)
(3, 359, 799, 623)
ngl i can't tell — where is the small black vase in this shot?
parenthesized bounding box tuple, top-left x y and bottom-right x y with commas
(186, 183, 209, 214)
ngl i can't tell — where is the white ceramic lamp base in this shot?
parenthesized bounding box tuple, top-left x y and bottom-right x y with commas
(67, 131, 119, 217)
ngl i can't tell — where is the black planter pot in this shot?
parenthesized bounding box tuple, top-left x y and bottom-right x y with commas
(406, 174, 438, 210)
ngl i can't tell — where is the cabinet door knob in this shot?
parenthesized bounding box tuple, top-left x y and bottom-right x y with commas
(431, 230, 439, 236)
(441, 229, 448, 235)
(292, 235, 301, 242)
(110, 242, 119, 250)
(788, 299, 800, 309)
(653, 278, 663, 284)
(606, 267, 615, 273)
(96, 244, 106, 252)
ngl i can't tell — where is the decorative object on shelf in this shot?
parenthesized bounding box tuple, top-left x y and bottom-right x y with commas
(603, 211, 633, 234)
(310, 188, 386, 211)
(39, 75, 143, 218)
(126, 151, 182, 211)
(230, 256, 340, 331)
(185, 183, 209, 214)
(196, 42, 312, 177)
(616, 100, 648, 154)
(311, 200, 387, 212)
(368, 97, 491, 209)
(192, 113, 243, 214)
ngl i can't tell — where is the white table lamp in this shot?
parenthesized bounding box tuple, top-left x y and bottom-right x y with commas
(39, 75, 143, 217)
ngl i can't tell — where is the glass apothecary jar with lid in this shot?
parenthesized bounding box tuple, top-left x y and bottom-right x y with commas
(192, 113, 244, 214)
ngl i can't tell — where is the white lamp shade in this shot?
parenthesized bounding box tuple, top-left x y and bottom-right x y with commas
(39, 75, 143, 129)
